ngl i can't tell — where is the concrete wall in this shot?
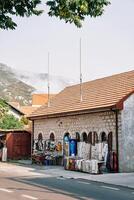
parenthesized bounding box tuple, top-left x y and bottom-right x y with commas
(119, 94, 134, 172)
(34, 111, 117, 151)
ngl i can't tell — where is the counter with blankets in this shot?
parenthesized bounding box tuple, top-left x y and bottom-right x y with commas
(63, 141, 117, 174)
(64, 157, 104, 174)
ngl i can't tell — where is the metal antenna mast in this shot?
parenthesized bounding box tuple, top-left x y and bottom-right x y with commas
(47, 52, 50, 107)
(80, 38, 83, 102)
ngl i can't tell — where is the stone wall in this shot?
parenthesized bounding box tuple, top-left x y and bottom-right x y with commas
(34, 111, 117, 151)
(119, 93, 134, 172)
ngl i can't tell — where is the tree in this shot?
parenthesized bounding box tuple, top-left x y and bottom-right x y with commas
(0, 0, 43, 30)
(0, 99, 24, 129)
(47, 0, 110, 27)
(0, 99, 9, 118)
(0, 114, 23, 129)
(0, 0, 110, 30)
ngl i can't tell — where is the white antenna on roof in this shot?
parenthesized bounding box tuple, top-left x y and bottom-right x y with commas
(47, 52, 50, 107)
(80, 38, 83, 102)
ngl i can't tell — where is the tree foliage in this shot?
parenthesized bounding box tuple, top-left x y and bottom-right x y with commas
(0, 114, 23, 129)
(0, 0, 110, 30)
(20, 116, 29, 125)
(47, 0, 110, 27)
(0, 0, 43, 30)
(0, 99, 24, 129)
(0, 99, 9, 118)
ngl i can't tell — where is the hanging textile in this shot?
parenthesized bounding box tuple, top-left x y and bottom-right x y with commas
(64, 142, 69, 157)
(91, 144, 99, 160)
(90, 160, 98, 174)
(2, 146, 7, 162)
(98, 142, 103, 160)
(102, 143, 108, 162)
(77, 142, 90, 160)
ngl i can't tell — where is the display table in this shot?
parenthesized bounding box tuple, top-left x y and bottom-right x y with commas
(32, 153, 45, 165)
(64, 157, 105, 174)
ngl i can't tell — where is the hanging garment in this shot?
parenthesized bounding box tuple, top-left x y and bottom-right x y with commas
(38, 140, 43, 151)
(50, 141, 55, 151)
(77, 142, 90, 160)
(110, 151, 114, 171)
(77, 142, 83, 157)
(2, 147, 7, 162)
(106, 151, 111, 171)
(70, 139, 77, 156)
(64, 142, 70, 157)
(113, 152, 118, 172)
(91, 144, 99, 160)
(102, 143, 108, 162)
(98, 143, 103, 160)
(56, 142, 62, 152)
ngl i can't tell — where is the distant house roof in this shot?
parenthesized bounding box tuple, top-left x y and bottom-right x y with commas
(29, 70, 134, 119)
(32, 94, 56, 106)
(19, 94, 56, 116)
(8, 102, 20, 109)
(6, 102, 24, 116)
(20, 106, 38, 116)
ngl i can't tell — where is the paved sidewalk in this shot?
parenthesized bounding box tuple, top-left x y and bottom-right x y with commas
(0, 162, 134, 189)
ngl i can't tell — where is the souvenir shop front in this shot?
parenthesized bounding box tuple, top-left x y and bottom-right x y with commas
(32, 130, 117, 174)
(63, 131, 118, 174)
(32, 132, 63, 165)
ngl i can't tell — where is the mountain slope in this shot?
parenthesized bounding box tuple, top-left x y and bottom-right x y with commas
(0, 63, 35, 105)
(0, 63, 73, 105)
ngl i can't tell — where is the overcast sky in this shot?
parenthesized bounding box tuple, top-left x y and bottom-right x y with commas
(0, 0, 134, 82)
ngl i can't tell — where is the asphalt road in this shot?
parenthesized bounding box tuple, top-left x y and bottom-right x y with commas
(0, 170, 134, 200)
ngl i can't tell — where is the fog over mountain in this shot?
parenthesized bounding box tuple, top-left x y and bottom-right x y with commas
(0, 63, 75, 105)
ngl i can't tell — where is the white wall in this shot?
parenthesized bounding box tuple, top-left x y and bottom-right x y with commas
(119, 93, 134, 172)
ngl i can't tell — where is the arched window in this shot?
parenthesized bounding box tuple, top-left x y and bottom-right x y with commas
(37, 133, 43, 151)
(64, 132, 70, 141)
(81, 132, 88, 142)
(108, 132, 113, 151)
(50, 132, 55, 141)
(64, 132, 70, 138)
(38, 133, 43, 141)
(76, 132, 80, 142)
(101, 132, 107, 142)
(88, 132, 92, 144)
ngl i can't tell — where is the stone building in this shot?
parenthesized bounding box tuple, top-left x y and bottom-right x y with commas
(29, 70, 134, 172)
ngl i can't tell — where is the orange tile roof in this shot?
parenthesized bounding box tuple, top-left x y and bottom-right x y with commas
(29, 70, 134, 119)
(20, 106, 38, 116)
(7, 102, 24, 115)
(8, 102, 20, 109)
(32, 94, 56, 106)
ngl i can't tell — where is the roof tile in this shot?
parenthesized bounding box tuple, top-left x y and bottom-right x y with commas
(29, 70, 134, 118)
